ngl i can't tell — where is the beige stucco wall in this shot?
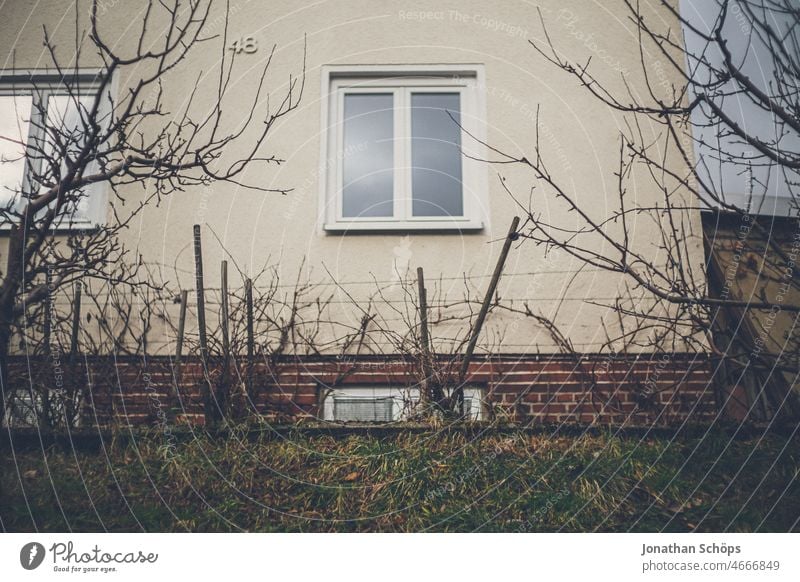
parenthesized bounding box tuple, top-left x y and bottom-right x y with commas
(0, 0, 705, 356)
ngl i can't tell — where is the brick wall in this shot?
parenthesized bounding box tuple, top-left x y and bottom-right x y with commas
(4, 353, 721, 427)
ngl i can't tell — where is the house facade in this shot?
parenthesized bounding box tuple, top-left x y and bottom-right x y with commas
(2, 0, 791, 427)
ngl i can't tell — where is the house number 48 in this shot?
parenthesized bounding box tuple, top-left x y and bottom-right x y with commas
(228, 36, 258, 54)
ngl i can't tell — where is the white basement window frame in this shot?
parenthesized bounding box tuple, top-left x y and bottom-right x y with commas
(1, 389, 40, 428)
(1, 387, 83, 428)
(320, 385, 485, 422)
(0, 69, 112, 229)
(319, 64, 488, 232)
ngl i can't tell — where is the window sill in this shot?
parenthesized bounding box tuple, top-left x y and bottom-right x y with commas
(0, 220, 102, 234)
(700, 192, 798, 217)
(323, 220, 484, 233)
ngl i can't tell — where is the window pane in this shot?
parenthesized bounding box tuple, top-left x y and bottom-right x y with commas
(680, 0, 800, 213)
(45, 94, 94, 157)
(44, 94, 96, 220)
(333, 397, 394, 422)
(342, 93, 394, 218)
(0, 95, 32, 210)
(411, 93, 463, 217)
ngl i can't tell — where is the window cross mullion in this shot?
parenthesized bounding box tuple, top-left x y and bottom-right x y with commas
(21, 89, 49, 204)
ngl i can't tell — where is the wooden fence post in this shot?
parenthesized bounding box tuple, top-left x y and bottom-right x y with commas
(43, 269, 52, 356)
(220, 261, 230, 359)
(193, 224, 213, 424)
(455, 216, 521, 409)
(245, 278, 254, 399)
(416, 267, 441, 407)
(174, 289, 188, 382)
(69, 281, 82, 358)
(219, 260, 230, 415)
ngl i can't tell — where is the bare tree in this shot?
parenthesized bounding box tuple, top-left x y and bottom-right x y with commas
(0, 0, 305, 418)
(486, 0, 799, 420)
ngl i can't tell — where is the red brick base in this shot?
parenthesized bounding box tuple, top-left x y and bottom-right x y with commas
(5, 353, 721, 427)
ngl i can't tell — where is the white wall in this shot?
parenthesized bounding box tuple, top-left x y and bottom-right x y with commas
(0, 0, 704, 355)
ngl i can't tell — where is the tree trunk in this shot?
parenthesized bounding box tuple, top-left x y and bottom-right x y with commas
(0, 223, 26, 426)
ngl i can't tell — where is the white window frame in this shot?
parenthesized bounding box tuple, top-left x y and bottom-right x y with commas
(2, 387, 83, 428)
(0, 69, 114, 230)
(320, 385, 485, 422)
(1, 388, 40, 428)
(319, 64, 488, 232)
(678, 1, 799, 217)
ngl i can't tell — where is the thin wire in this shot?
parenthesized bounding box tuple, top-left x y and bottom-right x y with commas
(136, 262, 608, 288)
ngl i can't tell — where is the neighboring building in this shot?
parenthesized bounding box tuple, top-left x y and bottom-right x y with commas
(0, 1, 792, 427)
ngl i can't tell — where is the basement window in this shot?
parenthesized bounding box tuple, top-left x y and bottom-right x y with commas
(320, 385, 484, 422)
(2, 389, 39, 427)
(1, 388, 81, 428)
(320, 65, 488, 232)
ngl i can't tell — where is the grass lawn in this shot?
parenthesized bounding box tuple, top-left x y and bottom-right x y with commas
(2, 426, 798, 532)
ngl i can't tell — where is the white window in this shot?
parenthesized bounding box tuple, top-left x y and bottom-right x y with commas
(0, 71, 109, 228)
(320, 65, 488, 231)
(680, 1, 799, 216)
(320, 385, 484, 422)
